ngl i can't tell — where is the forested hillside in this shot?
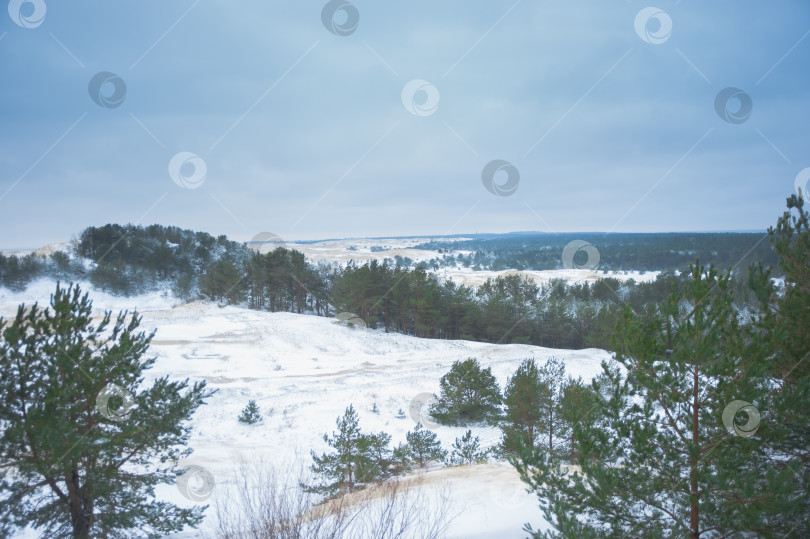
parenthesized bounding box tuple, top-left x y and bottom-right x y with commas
(0, 225, 773, 351)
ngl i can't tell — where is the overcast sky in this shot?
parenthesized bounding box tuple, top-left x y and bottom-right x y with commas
(1, 1, 809, 249)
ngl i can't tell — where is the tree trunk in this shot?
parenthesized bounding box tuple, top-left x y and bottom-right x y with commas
(690, 362, 700, 538)
(570, 430, 576, 463)
(67, 468, 92, 538)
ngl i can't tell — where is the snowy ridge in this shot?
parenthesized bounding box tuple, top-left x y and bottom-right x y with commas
(2, 281, 610, 538)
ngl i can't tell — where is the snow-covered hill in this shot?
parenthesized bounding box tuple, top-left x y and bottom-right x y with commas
(1, 281, 611, 538)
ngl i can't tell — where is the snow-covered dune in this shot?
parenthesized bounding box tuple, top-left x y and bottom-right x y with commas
(2, 282, 610, 537)
(141, 301, 606, 537)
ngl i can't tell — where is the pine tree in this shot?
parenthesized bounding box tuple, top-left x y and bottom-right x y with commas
(512, 263, 789, 537)
(238, 400, 262, 424)
(746, 194, 810, 534)
(392, 442, 412, 474)
(430, 358, 502, 425)
(500, 358, 545, 456)
(559, 377, 602, 463)
(364, 431, 393, 479)
(451, 430, 487, 466)
(308, 405, 388, 496)
(199, 259, 244, 304)
(401, 423, 447, 468)
(536, 356, 567, 456)
(0, 284, 212, 538)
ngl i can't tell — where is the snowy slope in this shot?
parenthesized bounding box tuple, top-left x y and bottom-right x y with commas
(2, 282, 610, 538)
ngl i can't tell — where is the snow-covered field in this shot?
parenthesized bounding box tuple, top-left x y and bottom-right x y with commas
(285, 237, 464, 266)
(0, 281, 611, 538)
(285, 236, 659, 287)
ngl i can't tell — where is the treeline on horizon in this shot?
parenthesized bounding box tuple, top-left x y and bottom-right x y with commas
(0, 223, 775, 350)
(412, 231, 778, 271)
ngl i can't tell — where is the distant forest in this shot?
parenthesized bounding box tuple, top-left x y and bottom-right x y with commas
(0, 224, 777, 351)
(411, 231, 778, 272)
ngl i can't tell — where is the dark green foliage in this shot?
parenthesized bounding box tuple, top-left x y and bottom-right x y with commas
(451, 430, 487, 466)
(430, 358, 502, 425)
(308, 405, 392, 497)
(244, 247, 330, 315)
(0, 283, 213, 538)
(476, 274, 539, 344)
(89, 258, 142, 296)
(199, 259, 244, 304)
(536, 357, 567, 456)
(0, 252, 45, 291)
(238, 400, 262, 424)
(71, 224, 334, 312)
(400, 423, 447, 468)
(412, 231, 778, 273)
(559, 377, 602, 463)
(0, 250, 88, 292)
(500, 356, 568, 457)
(758, 195, 810, 380)
(172, 273, 194, 301)
(745, 194, 810, 535)
(329, 258, 703, 350)
(365, 431, 395, 479)
(512, 261, 797, 538)
(77, 224, 250, 297)
(500, 358, 545, 456)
